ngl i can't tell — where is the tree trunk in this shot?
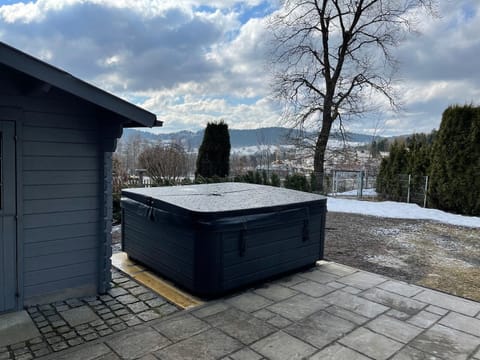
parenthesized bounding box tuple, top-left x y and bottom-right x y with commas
(313, 115, 333, 193)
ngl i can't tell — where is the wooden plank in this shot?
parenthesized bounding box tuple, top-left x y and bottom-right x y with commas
(23, 111, 97, 130)
(24, 197, 99, 215)
(24, 274, 98, 298)
(23, 184, 99, 200)
(24, 236, 98, 257)
(24, 222, 99, 243)
(24, 210, 100, 229)
(23, 141, 98, 157)
(23, 156, 99, 171)
(24, 248, 98, 272)
(23, 126, 98, 144)
(24, 261, 97, 286)
(22, 170, 99, 185)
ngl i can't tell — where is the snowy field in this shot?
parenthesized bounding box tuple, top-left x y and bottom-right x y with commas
(327, 197, 480, 228)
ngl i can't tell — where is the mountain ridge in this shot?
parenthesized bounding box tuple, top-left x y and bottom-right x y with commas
(122, 127, 382, 148)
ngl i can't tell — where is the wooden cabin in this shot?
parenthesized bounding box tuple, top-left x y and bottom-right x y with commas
(0, 42, 159, 312)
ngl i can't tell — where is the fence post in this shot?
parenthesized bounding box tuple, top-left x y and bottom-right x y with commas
(407, 174, 411, 203)
(423, 176, 429, 208)
(358, 171, 364, 199)
(332, 171, 336, 196)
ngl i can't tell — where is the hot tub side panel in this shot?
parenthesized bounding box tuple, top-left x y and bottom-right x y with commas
(121, 201, 196, 290)
(218, 202, 326, 293)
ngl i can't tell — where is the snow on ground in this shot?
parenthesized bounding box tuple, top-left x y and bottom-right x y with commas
(327, 197, 480, 228)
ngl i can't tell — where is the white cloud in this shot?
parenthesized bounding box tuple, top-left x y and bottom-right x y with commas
(0, 0, 479, 136)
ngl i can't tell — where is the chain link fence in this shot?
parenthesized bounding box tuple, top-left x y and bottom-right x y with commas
(328, 171, 377, 198)
(397, 174, 429, 207)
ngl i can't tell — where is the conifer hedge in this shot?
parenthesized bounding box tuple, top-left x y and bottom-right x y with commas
(377, 105, 479, 216)
(429, 105, 480, 216)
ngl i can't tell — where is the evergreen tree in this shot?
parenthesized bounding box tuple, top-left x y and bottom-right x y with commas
(270, 173, 281, 187)
(285, 173, 311, 192)
(195, 121, 231, 179)
(429, 105, 480, 216)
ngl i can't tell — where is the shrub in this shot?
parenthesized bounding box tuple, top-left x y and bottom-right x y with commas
(195, 121, 231, 179)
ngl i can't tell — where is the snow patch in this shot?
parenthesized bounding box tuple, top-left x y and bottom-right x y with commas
(327, 198, 480, 228)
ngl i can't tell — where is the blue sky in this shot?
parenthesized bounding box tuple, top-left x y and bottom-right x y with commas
(0, 0, 479, 136)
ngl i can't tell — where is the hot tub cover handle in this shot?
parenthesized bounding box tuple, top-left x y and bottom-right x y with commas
(302, 207, 310, 242)
(238, 220, 248, 257)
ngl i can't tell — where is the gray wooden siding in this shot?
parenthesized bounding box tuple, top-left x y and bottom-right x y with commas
(21, 108, 102, 301)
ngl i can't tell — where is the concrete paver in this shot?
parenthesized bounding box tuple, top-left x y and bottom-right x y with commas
(386, 309, 410, 320)
(228, 347, 263, 360)
(336, 271, 387, 290)
(438, 311, 480, 337)
(339, 327, 404, 360)
(409, 324, 480, 360)
(324, 305, 369, 325)
(106, 327, 171, 359)
(203, 308, 276, 345)
(473, 348, 480, 359)
(297, 269, 339, 284)
(253, 283, 298, 302)
(191, 302, 230, 319)
(266, 294, 329, 321)
(322, 290, 389, 318)
(59, 306, 100, 327)
(154, 328, 242, 360)
(290, 280, 336, 297)
(316, 261, 357, 277)
(0, 311, 40, 348)
(40, 343, 112, 360)
(3, 262, 480, 360)
(426, 305, 449, 316)
(152, 313, 210, 342)
(360, 287, 426, 315)
(251, 331, 316, 360)
(266, 315, 292, 328)
(284, 310, 356, 348)
(365, 314, 423, 343)
(391, 346, 442, 360)
(308, 343, 371, 360)
(407, 310, 442, 328)
(377, 280, 423, 297)
(413, 289, 480, 317)
(225, 292, 273, 313)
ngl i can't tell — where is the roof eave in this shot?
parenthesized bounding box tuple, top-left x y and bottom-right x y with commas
(0, 42, 159, 128)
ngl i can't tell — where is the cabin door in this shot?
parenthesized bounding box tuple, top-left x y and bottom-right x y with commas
(0, 121, 17, 312)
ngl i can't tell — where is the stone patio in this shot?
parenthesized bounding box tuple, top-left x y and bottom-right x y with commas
(2, 261, 480, 359)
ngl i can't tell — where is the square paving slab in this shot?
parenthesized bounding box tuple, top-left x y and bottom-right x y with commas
(59, 306, 100, 327)
(0, 311, 40, 347)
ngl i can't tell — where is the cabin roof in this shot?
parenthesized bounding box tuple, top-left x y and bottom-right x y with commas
(0, 41, 160, 128)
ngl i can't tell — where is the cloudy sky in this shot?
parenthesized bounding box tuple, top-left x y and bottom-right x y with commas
(0, 0, 478, 136)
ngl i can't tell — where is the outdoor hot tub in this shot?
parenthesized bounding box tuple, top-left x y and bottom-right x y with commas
(121, 183, 327, 297)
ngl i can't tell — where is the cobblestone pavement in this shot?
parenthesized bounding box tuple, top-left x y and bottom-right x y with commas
(0, 268, 179, 360)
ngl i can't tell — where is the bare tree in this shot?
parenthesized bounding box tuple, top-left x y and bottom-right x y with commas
(269, 0, 436, 191)
(138, 142, 189, 185)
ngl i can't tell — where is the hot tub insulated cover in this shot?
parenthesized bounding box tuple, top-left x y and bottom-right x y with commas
(121, 183, 327, 297)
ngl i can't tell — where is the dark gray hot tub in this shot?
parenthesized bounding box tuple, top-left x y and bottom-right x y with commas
(121, 183, 327, 297)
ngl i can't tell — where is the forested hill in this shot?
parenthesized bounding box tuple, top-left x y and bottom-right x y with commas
(122, 127, 380, 148)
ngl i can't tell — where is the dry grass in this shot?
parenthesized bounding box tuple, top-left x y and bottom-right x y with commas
(326, 212, 480, 302)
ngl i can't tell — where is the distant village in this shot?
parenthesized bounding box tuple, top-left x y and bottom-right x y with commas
(113, 128, 389, 195)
